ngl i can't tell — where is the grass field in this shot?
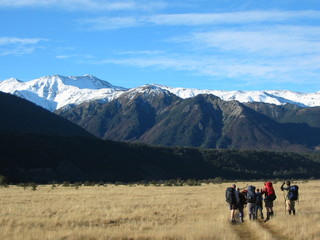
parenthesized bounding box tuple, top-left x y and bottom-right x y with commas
(0, 180, 319, 240)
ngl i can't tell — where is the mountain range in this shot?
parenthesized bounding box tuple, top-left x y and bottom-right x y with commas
(1, 75, 320, 152)
(56, 85, 320, 152)
(1, 75, 320, 112)
(1, 86, 320, 183)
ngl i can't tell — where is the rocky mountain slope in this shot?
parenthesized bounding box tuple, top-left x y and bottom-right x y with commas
(56, 85, 320, 152)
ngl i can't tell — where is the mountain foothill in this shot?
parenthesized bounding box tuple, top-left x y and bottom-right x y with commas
(1, 75, 320, 183)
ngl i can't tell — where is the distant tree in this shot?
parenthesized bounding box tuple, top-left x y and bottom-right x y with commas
(0, 175, 8, 187)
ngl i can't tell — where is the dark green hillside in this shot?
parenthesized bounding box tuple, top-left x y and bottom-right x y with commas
(0, 133, 319, 183)
(0, 92, 92, 137)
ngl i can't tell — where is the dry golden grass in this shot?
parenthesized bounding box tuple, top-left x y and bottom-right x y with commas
(0, 180, 319, 240)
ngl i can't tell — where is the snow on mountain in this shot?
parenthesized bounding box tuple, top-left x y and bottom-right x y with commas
(1, 75, 320, 111)
(58, 74, 125, 90)
(157, 85, 320, 107)
(121, 84, 172, 100)
(0, 75, 127, 111)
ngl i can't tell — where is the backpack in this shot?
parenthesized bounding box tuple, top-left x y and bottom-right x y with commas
(226, 187, 236, 204)
(265, 182, 275, 195)
(264, 182, 277, 201)
(288, 185, 299, 200)
(255, 192, 263, 205)
(239, 191, 247, 205)
(247, 185, 256, 203)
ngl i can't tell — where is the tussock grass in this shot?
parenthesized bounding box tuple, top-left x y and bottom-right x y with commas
(0, 181, 319, 240)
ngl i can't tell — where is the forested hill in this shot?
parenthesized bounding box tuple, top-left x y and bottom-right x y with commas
(1, 133, 319, 183)
(0, 92, 92, 137)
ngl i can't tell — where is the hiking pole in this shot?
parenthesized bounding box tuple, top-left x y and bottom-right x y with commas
(283, 191, 286, 215)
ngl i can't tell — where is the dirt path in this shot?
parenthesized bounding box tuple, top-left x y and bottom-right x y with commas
(257, 220, 292, 240)
(231, 219, 293, 240)
(231, 221, 259, 240)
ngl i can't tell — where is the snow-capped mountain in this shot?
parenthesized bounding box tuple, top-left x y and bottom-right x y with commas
(0, 75, 320, 111)
(158, 85, 320, 107)
(0, 75, 127, 111)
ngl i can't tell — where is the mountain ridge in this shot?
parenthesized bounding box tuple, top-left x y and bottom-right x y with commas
(0, 75, 127, 111)
(56, 88, 320, 152)
(1, 78, 320, 183)
(1, 75, 320, 111)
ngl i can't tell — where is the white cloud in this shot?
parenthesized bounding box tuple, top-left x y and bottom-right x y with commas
(88, 49, 320, 86)
(0, 46, 35, 56)
(0, 0, 167, 11)
(55, 54, 93, 59)
(0, 37, 45, 45)
(117, 50, 165, 55)
(78, 9, 320, 87)
(187, 26, 320, 56)
(80, 17, 140, 30)
(80, 10, 320, 30)
(56, 55, 71, 59)
(0, 37, 47, 56)
(148, 10, 320, 26)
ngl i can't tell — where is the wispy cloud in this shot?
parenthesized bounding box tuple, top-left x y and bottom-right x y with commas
(80, 10, 320, 30)
(148, 10, 320, 26)
(0, 0, 168, 11)
(81, 7, 320, 85)
(0, 37, 45, 45)
(185, 26, 320, 56)
(117, 50, 165, 55)
(0, 37, 47, 56)
(87, 48, 320, 86)
(55, 53, 93, 59)
(80, 17, 141, 30)
(0, 46, 36, 56)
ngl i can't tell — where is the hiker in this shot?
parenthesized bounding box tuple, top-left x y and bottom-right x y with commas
(255, 188, 264, 219)
(281, 181, 299, 215)
(226, 184, 239, 223)
(237, 188, 247, 222)
(261, 181, 277, 222)
(246, 185, 257, 220)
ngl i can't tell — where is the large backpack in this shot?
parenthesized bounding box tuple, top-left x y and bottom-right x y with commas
(288, 185, 299, 200)
(255, 192, 263, 205)
(247, 185, 256, 203)
(239, 191, 247, 205)
(226, 187, 236, 204)
(264, 182, 277, 201)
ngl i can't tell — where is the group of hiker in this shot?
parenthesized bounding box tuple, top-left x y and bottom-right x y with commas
(226, 181, 299, 223)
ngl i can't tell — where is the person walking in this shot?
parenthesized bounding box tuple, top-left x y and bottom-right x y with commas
(261, 181, 277, 222)
(255, 188, 264, 220)
(237, 188, 247, 222)
(246, 185, 257, 220)
(281, 181, 299, 215)
(226, 184, 239, 223)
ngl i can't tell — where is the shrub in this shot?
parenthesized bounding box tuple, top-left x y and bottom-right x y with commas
(0, 175, 8, 187)
(29, 182, 37, 191)
(73, 182, 82, 189)
(62, 181, 70, 187)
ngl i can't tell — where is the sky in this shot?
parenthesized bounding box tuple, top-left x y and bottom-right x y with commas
(0, 0, 320, 92)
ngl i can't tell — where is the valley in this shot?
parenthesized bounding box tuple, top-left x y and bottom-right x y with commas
(0, 181, 318, 240)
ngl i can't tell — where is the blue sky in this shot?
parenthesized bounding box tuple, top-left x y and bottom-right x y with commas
(0, 0, 320, 92)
